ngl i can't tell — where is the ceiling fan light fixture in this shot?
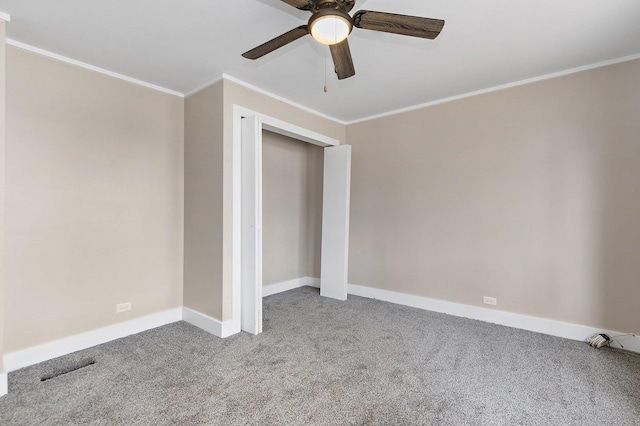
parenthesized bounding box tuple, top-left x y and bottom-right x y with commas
(309, 9, 353, 45)
(242, 1, 446, 81)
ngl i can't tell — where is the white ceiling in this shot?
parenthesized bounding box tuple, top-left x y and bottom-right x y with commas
(1, 0, 639, 122)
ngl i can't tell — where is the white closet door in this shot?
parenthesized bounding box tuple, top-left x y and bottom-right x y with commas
(320, 145, 352, 300)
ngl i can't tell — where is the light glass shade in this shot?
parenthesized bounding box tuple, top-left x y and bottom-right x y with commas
(310, 14, 352, 45)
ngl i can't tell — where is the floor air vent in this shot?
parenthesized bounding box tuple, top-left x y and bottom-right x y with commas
(40, 358, 96, 382)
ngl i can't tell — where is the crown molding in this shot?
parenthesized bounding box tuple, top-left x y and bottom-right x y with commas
(183, 73, 225, 98)
(6, 39, 183, 98)
(346, 52, 640, 125)
(5, 35, 639, 125)
(221, 74, 347, 125)
(0, 11, 10, 22)
(185, 72, 348, 125)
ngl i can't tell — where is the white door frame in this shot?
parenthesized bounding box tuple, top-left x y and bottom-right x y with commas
(232, 105, 342, 335)
(240, 116, 264, 335)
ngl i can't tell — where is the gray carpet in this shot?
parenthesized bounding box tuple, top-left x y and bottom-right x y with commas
(1, 287, 639, 425)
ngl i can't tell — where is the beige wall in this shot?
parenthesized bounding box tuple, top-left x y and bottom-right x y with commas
(184, 79, 341, 321)
(262, 131, 323, 285)
(216, 79, 345, 320)
(305, 135, 324, 281)
(347, 58, 640, 334)
(183, 81, 223, 318)
(4, 47, 185, 353)
(7, 32, 633, 353)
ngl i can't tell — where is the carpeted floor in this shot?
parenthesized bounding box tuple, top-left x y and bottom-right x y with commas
(1, 286, 639, 425)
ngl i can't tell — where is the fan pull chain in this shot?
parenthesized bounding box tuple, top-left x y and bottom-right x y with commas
(324, 47, 328, 92)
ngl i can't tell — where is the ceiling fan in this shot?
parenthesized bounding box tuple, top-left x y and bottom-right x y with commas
(242, 0, 445, 80)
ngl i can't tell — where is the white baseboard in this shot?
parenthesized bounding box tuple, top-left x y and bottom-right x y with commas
(3, 305, 237, 378)
(347, 283, 640, 354)
(259, 278, 640, 353)
(263, 277, 320, 297)
(3, 308, 182, 372)
(263, 277, 308, 297)
(3, 281, 636, 381)
(0, 371, 7, 397)
(182, 307, 237, 338)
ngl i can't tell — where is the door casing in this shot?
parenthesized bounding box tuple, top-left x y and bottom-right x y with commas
(233, 105, 351, 335)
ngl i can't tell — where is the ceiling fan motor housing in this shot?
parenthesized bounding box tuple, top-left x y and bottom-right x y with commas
(308, 8, 354, 45)
(307, 0, 356, 13)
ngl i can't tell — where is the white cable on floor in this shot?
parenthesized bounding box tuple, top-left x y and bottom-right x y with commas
(586, 333, 636, 349)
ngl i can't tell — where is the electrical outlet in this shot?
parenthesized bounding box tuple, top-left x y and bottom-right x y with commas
(116, 302, 132, 313)
(483, 296, 497, 306)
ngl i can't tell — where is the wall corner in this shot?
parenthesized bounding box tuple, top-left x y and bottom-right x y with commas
(0, 17, 7, 395)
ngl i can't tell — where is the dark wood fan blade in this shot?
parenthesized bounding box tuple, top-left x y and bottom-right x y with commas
(242, 26, 309, 60)
(336, 0, 356, 13)
(353, 10, 445, 39)
(280, 0, 312, 10)
(329, 39, 355, 80)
